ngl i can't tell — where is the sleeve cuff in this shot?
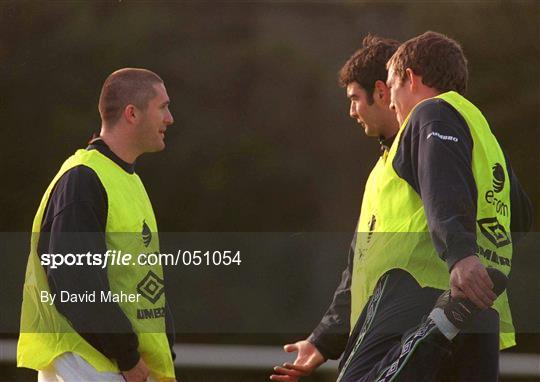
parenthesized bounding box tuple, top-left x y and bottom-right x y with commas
(116, 350, 140, 371)
(445, 242, 478, 271)
(307, 332, 334, 361)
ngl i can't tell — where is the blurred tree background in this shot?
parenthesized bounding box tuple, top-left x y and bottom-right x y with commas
(0, 1, 538, 381)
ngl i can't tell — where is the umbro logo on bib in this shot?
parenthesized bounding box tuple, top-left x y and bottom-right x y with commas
(478, 217, 511, 248)
(137, 270, 165, 304)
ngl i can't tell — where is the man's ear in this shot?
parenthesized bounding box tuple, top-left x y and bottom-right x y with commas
(405, 68, 420, 91)
(373, 80, 390, 104)
(123, 104, 138, 125)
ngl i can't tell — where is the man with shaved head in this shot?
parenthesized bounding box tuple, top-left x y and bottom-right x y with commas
(18, 68, 176, 382)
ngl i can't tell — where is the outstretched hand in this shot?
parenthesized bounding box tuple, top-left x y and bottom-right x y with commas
(450, 255, 497, 310)
(270, 340, 325, 381)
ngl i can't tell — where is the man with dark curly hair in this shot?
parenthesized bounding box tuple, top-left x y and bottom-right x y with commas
(271, 34, 403, 381)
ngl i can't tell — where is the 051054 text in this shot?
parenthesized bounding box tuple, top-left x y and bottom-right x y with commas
(139, 250, 242, 266)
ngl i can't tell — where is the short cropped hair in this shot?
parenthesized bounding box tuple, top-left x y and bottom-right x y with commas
(98, 68, 163, 126)
(339, 35, 400, 104)
(387, 31, 468, 94)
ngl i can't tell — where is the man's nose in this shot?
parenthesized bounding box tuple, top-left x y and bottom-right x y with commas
(165, 111, 174, 125)
(349, 103, 357, 119)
